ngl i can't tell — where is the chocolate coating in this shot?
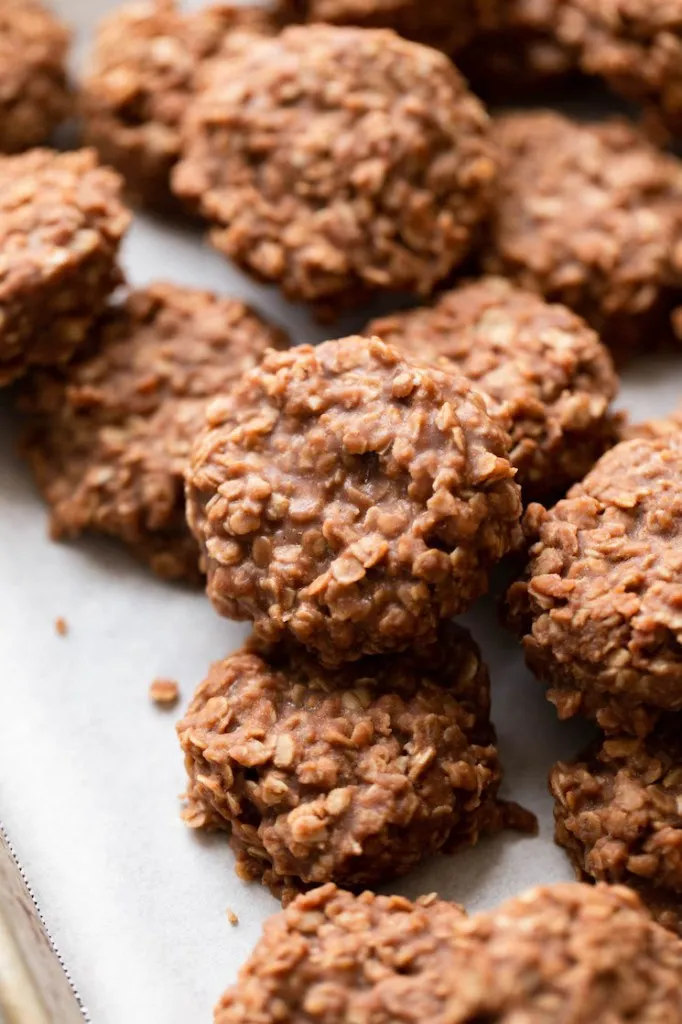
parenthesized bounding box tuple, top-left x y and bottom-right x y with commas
(82, 0, 271, 209)
(216, 881, 682, 1023)
(558, 0, 682, 137)
(274, 0, 574, 98)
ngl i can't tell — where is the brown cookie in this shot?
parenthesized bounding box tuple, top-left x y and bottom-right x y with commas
(484, 112, 682, 354)
(82, 0, 272, 210)
(20, 283, 288, 582)
(557, 1, 682, 138)
(508, 436, 682, 736)
(216, 882, 682, 1023)
(186, 336, 521, 664)
(274, 0, 574, 98)
(0, 1, 72, 154)
(173, 24, 497, 310)
(178, 624, 532, 900)
(216, 884, 467, 1023)
(369, 277, 620, 501)
(551, 723, 682, 935)
(0, 148, 129, 386)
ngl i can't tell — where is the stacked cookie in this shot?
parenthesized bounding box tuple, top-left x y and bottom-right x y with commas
(177, 335, 534, 899)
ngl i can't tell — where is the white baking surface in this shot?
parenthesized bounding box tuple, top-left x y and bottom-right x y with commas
(1, 3, 682, 1021)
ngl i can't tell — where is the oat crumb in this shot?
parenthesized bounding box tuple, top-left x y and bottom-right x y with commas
(226, 908, 239, 927)
(150, 678, 180, 706)
(55, 617, 68, 637)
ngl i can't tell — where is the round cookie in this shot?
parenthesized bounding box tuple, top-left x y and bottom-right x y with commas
(216, 885, 467, 1024)
(178, 625, 532, 899)
(186, 336, 521, 664)
(551, 723, 682, 935)
(557, 1, 682, 137)
(173, 24, 497, 310)
(0, 1, 71, 154)
(508, 436, 682, 736)
(82, 0, 271, 210)
(484, 112, 682, 354)
(20, 283, 288, 582)
(369, 277, 620, 500)
(0, 148, 129, 386)
(216, 882, 682, 1023)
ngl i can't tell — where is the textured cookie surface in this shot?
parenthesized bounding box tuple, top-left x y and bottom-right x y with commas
(551, 723, 682, 935)
(21, 283, 287, 581)
(484, 112, 682, 351)
(0, 148, 129, 385)
(82, 0, 271, 208)
(178, 624, 528, 899)
(0, 0, 71, 153)
(187, 336, 521, 663)
(216, 882, 682, 1023)
(508, 437, 682, 735)
(173, 24, 496, 307)
(370, 277, 620, 499)
(558, 0, 682, 136)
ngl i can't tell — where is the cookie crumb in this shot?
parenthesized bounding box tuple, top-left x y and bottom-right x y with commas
(149, 678, 180, 706)
(55, 617, 68, 637)
(226, 908, 239, 927)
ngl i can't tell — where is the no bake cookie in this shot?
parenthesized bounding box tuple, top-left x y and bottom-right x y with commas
(0, 148, 129, 386)
(21, 283, 287, 581)
(186, 336, 521, 663)
(178, 625, 530, 899)
(173, 24, 497, 309)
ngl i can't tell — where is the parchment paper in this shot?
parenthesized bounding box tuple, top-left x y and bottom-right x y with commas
(1, 4, 682, 1021)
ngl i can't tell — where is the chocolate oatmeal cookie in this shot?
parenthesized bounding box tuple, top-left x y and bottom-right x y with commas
(187, 336, 521, 663)
(173, 25, 496, 310)
(557, 1, 682, 137)
(0, 1, 71, 154)
(178, 625, 532, 899)
(508, 436, 682, 736)
(0, 148, 129, 386)
(82, 0, 271, 210)
(216, 885, 467, 1024)
(369, 277, 620, 500)
(484, 112, 682, 353)
(216, 881, 682, 1023)
(21, 283, 287, 582)
(551, 723, 682, 935)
